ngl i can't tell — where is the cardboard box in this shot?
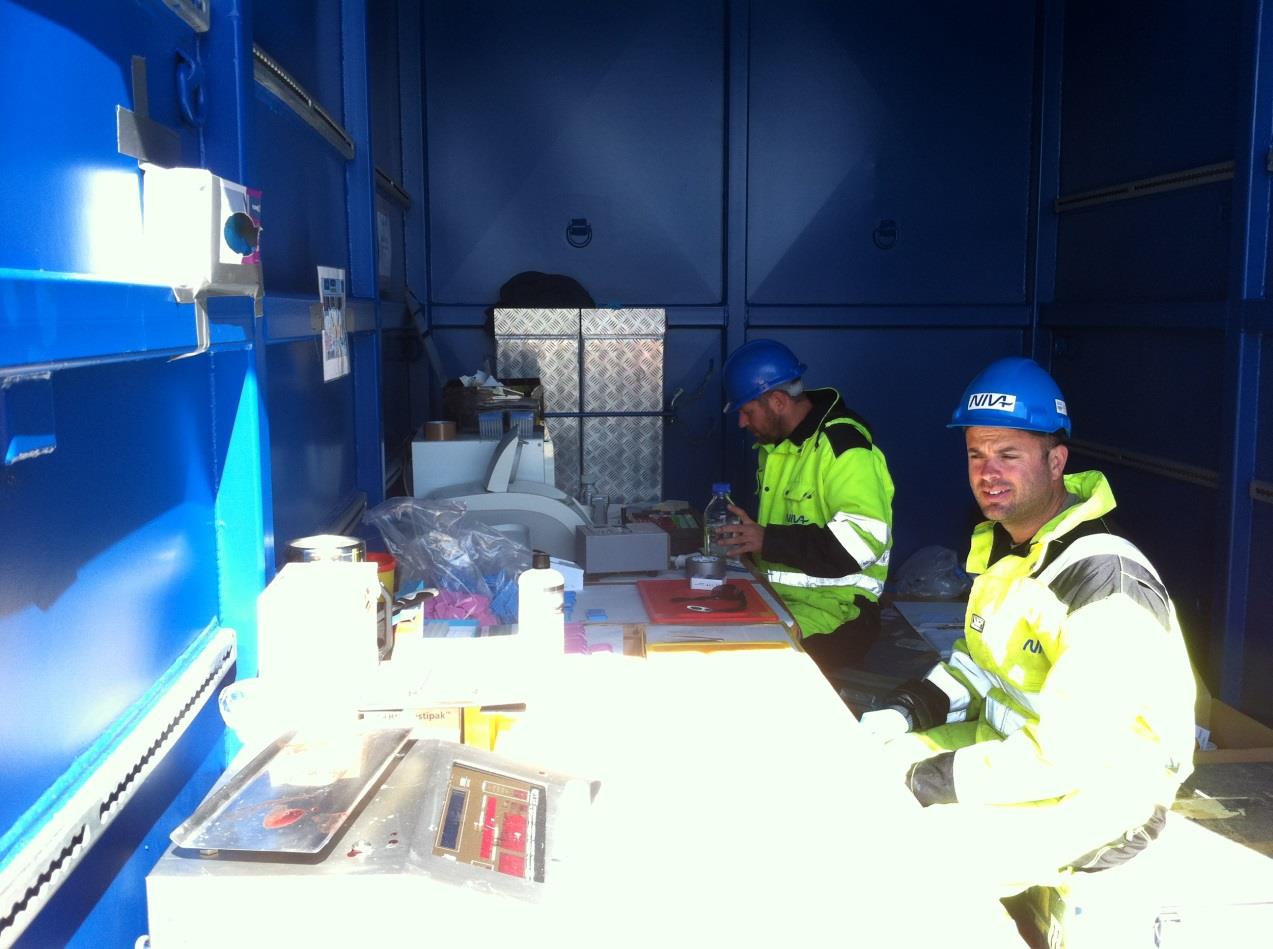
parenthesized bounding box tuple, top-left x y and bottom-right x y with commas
(1195, 673, 1273, 763)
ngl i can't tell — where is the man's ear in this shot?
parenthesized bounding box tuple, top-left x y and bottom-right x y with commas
(1049, 443, 1069, 479)
(764, 389, 789, 413)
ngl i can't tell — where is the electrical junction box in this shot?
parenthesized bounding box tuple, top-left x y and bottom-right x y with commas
(576, 522, 669, 576)
(142, 164, 264, 355)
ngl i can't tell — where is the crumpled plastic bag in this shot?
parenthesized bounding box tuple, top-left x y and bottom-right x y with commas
(893, 545, 972, 600)
(364, 498, 530, 623)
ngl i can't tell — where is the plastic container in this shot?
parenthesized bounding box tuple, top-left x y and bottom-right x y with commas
(508, 409, 535, 436)
(366, 551, 397, 595)
(477, 409, 504, 440)
(517, 549, 565, 657)
(703, 482, 741, 558)
(590, 494, 610, 526)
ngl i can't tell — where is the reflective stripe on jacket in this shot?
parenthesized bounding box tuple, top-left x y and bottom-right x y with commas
(752, 388, 895, 636)
(919, 470, 1196, 808)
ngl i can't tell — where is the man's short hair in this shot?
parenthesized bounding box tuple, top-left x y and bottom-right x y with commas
(1041, 429, 1068, 451)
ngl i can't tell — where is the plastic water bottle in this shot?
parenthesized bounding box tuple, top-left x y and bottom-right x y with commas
(517, 549, 565, 657)
(703, 483, 741, 558)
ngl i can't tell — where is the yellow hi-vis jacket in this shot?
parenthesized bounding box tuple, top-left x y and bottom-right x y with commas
(752, 388, 895, 636)
(898, 471, 1196, 809)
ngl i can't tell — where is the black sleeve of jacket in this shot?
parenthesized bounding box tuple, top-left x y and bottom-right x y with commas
(761, 523, 861, 578)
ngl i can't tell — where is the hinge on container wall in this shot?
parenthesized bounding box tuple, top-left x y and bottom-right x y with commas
(156, 0, 210, 33)
(253, 46, 355, 160)
(0, 626, 236, 949)
(1266, 148, 1273, 173)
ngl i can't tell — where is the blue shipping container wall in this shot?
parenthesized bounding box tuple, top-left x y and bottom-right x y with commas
(0, 1, 1269, 945)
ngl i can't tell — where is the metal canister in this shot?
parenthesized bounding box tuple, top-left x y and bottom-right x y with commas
(284, 534, 366, 563)
(283, 534, 393, 658)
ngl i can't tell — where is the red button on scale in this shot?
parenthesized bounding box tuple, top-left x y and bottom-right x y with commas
(480, 797, 498, 859)
(498, 852, 526, 877)
(501, 813, 527, 852)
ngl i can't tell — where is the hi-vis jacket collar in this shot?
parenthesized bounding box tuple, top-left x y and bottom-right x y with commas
(967, 470, 1115, 574)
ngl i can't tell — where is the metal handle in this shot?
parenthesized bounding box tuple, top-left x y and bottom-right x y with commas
(377, 582, 394, 659)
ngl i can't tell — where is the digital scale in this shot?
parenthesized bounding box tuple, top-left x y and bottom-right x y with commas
(146, 731, 597, 946)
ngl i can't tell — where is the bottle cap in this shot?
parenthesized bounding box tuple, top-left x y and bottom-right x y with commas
(532, 550, 550, 569)
(712, 482, 731, 494)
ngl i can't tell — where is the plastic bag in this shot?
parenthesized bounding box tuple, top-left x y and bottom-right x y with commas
(893, 545, 971, 600)
(363, 498, 531, 623)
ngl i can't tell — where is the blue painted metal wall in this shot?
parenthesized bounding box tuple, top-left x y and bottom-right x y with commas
(1, 0, 1270, 944)
(1, 0, 426, 944)
(1045, 0, 1269, 715)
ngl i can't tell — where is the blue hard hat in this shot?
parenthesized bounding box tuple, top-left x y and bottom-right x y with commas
(948, 357, 1071, 436)
(722, 339, 807, 413)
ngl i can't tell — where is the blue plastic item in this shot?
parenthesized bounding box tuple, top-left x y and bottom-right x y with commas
(947, 357, 1071, 437)
(722, 339, 807, 412)
(478, 410, 505, 439)
(508, 409, 535, 436)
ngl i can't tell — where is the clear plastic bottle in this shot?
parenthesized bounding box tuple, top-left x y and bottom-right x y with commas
(517, 549, 565, 657)
(703, 482, 742, 558)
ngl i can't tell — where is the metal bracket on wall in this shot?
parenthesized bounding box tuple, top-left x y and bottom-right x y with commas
(0, 372, 56, 466)
(375, 168, 411, 209)
(155, 0, 209, 32)
(1068, 438, 1218, 489)
(1054, 161, 1235, 214)
(170, 290, 212, 361)
(1251, 479, 1273, 505)
(116, 56, 181, 167)
(253, 45, 355, 160)
(0, 625, 235, 949)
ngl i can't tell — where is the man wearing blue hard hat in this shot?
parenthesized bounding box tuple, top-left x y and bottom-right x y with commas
(715, 339, 895, 672)
(861, 357, 1197, 908)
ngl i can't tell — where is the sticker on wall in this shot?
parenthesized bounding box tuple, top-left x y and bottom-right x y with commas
(318, 266, 350, 382)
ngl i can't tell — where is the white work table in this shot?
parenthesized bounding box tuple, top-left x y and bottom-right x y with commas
(146, 580, 1023, 947)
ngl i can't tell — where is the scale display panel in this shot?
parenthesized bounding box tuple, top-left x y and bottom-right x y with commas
(433, 763, 548, 882)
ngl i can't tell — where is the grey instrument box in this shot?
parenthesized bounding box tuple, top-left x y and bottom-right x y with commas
(576, 523, 669, 575)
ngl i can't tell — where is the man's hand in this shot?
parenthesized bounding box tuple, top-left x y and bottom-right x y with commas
(716, 504, 765, 555)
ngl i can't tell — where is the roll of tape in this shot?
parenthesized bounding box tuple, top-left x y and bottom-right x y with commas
(686, 553, 727, 581)
(424, 420, 456, 441)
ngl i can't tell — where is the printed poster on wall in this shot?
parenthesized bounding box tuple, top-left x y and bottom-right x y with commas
(318, 265, 349, 382)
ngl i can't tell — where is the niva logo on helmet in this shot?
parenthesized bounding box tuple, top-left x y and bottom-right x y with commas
(967, 392, 1017, 412)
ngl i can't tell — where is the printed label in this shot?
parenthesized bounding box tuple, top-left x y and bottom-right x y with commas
(967, 392, 1017, 413)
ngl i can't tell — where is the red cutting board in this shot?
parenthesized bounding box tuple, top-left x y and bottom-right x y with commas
(636, 579, 778, 625)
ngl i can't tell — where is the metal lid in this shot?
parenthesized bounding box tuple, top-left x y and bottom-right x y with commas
(284, 534, 366, 563)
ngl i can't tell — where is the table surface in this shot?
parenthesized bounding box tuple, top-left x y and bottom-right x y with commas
(148, 600, 1027, 946)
